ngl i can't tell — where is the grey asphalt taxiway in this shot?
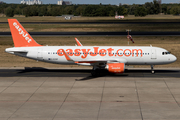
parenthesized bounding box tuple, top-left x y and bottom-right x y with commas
(0, 67, 180, 120)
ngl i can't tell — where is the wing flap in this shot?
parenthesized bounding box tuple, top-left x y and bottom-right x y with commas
(75, 60, 118, 64)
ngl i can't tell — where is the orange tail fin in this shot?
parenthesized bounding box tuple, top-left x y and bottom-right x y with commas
(8, 19, 42, 47)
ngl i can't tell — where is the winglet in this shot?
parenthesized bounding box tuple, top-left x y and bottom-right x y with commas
(61, 49, 73, 61)
(8, 19, 42, 47)
(75, 38, 83, 46)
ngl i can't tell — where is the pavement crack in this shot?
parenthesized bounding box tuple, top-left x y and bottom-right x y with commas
(134, 79, 144, 120)
(0, 77, 20, 94)
(164, 79, 180, 108)
(7, 77, 48, 120)
(97, 77, 106, 120)
(52, 77, 76, 120)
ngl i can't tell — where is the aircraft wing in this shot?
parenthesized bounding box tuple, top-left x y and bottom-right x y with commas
(75, 60, 118, 63)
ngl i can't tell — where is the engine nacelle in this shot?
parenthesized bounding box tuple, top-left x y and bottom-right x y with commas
(106, 63, 125, 73)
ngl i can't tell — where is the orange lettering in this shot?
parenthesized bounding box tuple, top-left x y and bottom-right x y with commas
(66, 49, 73, 56)
(99, 49, 106, 56)
(124, 49, 131, 57)
(57, 49, 64, 56)
(57, 48, 143, 58)
(117, 49, 123, 57)
(107, 48, 114, 56)
(132, 49, 142, 57)
(74, 49, 81, 56)
(90, 47, 99, 56)
(81, 49, 91, 59)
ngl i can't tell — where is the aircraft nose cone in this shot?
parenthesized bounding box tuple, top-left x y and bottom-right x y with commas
(172, 55, 177, 62)
(174, 56, 177, 62)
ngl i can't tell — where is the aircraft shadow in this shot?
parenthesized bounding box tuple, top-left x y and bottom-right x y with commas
(0, 67, 179, 79)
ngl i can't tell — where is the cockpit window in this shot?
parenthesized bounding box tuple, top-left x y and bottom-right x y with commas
(162, 52, 170, 55)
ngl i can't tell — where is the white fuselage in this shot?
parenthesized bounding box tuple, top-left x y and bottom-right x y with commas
(5, 46, 177, 66)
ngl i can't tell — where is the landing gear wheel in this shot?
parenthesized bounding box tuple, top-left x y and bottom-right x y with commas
(91, 69, 105, 77)
(151, 65, 155, 74)
(91, 70, 97, 77)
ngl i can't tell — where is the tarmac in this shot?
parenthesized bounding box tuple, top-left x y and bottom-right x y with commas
(0, 67, 180, 120)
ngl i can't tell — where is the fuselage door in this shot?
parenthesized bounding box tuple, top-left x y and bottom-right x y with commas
(37, 48, 43, 60)
(151, 49, 156, 59)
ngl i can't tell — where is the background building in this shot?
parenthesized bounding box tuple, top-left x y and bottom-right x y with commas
(0, 1, 4, 4)
(21, 0, 43, 5)
(57, 0, 72, 5)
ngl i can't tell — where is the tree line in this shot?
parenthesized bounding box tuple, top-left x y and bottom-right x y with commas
(1, 0, 180, 17)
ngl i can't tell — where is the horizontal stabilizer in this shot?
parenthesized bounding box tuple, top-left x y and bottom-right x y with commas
(5, 48, 28, 53)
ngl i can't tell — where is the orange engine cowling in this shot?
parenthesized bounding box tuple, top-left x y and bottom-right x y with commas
(106, 63, 125, 73)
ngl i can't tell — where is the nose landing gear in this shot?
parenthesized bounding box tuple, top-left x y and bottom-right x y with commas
(151, 65, 155, 74)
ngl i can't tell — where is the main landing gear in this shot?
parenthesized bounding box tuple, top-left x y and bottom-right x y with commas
(91, 69, 100, 77)
(91, 66, 106, 77)
(151, 65, 155, 74)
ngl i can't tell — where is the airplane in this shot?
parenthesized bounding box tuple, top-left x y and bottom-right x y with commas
(5, 19, 177, 76)
(115, 15, 124, 19)
(115, 11, 124, 19)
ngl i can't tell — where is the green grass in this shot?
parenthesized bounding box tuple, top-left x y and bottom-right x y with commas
(1, 23, 180, 32)
(1, 15, 180, 32)
(0, 14, 180, 22)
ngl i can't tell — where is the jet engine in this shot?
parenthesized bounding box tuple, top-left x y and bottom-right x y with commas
(106, 63, 125, 73)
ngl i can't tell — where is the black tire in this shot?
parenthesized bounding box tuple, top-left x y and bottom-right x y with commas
(91, 69, 107, 77)
(91, 70, 97, 77)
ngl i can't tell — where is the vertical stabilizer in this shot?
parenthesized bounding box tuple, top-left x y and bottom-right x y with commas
(8, 19, 42, 47)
